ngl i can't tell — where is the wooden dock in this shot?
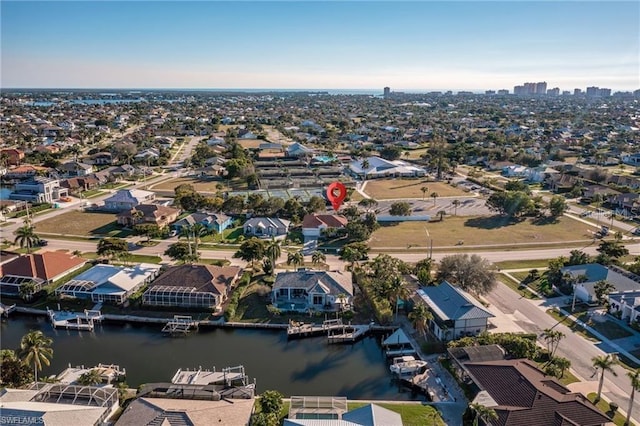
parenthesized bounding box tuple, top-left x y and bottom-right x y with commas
(162, 315, 199, 336)
(327, 324, 370, 344)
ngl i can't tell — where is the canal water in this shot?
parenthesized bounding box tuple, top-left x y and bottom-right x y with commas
(0, 316, 423, 400)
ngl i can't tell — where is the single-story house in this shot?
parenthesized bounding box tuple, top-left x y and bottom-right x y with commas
(103, 189, 156, 212)
(243, 217, 291, 237)
(416, 281, 494, 341)
(56, 263, 161, 304)
(272, 269, 353, 312)
(0, 252, 86, 297)
(143, 264, 242, 311)
(286, 142, 314, 158)
(284, 399, 401, 426)
(561, 263, 640, 304)
(301, 214, 348, 239)
(349, 156, 426, 179)
(117, 204, 181, 228)
(173, 212, 233, 234)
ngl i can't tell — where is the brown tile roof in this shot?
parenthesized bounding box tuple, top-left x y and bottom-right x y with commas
(117, 204, 180, 220)
(464, 359, 610, 426)
(302, 214, 348, 229)
(0, 252, 85, 281)
(149, 265, 242, 295)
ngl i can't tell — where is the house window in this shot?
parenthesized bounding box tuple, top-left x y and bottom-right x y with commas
(313, 295, 323, 305)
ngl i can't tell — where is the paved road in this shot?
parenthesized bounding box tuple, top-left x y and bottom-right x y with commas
(485, 281, 640, 424)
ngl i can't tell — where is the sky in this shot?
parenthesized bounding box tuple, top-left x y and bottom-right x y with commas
(1, 1, 639, 91)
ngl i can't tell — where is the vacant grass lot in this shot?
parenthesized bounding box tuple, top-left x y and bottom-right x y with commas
(150, 177, 228, 193)
(36, 211, 123, 236)
(237, 138, 264, 149)
(369, 216, 592, 248)
(363, 178, 469, 199)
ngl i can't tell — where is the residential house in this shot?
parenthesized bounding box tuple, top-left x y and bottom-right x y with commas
(4, 164, 51, 180)
(562, 263, 640, 304)
(452, 355, 610, 426)
(284, 397, 401, 426)
(243, 217, 290, 238)
(135, 148, 161, 162)
(622, 153, 640, 166)
(272, 269, 352, 312)
(117, 204, 181, 228)
(103, 189, 155, 211)
(349, 156, 426, 179)
(10, 177, 68, 203)
(60, 176, 100, 194)
(286, 142, 313, 158)
(142, 264, 242, 310)
(415, 281, 494, 341)
(56, 263, 162, 304)
(302, 214, 348, 239)
(502, 164, 528, 178)
(0, 252, 86, 297)
(60, 161, 94, 177)
(173, 212, 233, 234)
(545, 173, 578, 192)
(0, 148, 25, 165)
(87, 152, 114, 166)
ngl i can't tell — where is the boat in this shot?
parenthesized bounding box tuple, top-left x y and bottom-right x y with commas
(389, 355, 428, 375)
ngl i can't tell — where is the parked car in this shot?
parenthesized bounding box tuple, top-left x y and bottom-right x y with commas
(37, 239, 48, 246)
(633, 228, 640, 236)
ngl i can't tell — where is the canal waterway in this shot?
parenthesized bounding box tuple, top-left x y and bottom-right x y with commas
(0, 315, 424, 401)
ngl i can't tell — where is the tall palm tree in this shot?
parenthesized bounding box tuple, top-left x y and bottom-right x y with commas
(179, 224, 193, 258)
(191, 223, 208, 254)
(408, 304, 433, 338)
(626, 369, 640, 426)
(388, 275, 410, 321)
(541, 328, 565, 359)
(77, 369, 103, 385)
(430, 192, 439, 206)
(311, 251, 326, 267)
(265, 237, 282, 275)
(287, 251, 304, 270)
(470, 402, 498, 426)
(420, 186, 429, 201)
(19, 330, 53, 382)
(452, 199, 461, 216)
(360, 158, 370, 180)
(592, 354, 618, 401)
(18, 280, 37, 302)
(14, 224, 39, 254)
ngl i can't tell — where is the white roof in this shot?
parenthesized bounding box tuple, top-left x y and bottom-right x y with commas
(349, 156, 423, 176)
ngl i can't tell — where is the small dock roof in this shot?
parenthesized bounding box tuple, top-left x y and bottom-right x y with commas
(382, 328, 410, 346)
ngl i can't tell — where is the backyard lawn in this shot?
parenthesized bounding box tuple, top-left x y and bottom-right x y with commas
(363, 178, 469, 200)
(369, 216, 595, 248)
(35, 211, 127, 237)
(150, 177, 228, 193)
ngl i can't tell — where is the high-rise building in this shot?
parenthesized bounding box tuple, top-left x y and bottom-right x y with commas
(514, 85, 525, 95)
(586, 86, 599, 97)
(535, 82, 547, 95)
(383, 87, 391, 98)
(562, 91, 571, 96)
(574, 88, 582, 96)
(599, 88, 611, 97)
(485, 90, 496, 95)
(547, 87, 560, 96)
(497, 89, 510, 95)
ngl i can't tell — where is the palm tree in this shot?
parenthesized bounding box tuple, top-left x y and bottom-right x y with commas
(265, 237, 282, 275)
(421, 186, 429, 201)
(430, 192, 439, 206)
(437, 210, 446, 221)
(360, 158, 370, 180)
(77, 369, 103, 385)
(452, 199, 461, 216)
(19, 280, 37, 302)
(191, 223, 208, 254)
(592, 354, 618, 401)
(14, 224, 39, 254)
(541, 328, 565, 359)
(470, 402, 498, 426)
(131, 209, 144, 227)
(179, 224, 193, 258)
(388, 275, 410, 321)
(626, 369, 640, 426)
(19, 330, 53, 382)
(311, 250, 326, 267)
(408, 304, 433, 338)
(553, 356, 572, 378)
(287, 251, 304, 270)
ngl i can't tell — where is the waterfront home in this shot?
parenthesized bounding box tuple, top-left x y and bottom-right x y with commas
(285, 396, 402, 426)
(10, 177, 69, 204)
(3, 164, 51, 179)
(143, 264, 242, 311)
(562, 263, 640, 304)
(116, 204, 181, 228)
(56, 363, 127, 385)
(453, 355, 610, 426)
(0, 383, 119, 426)
(243, 217, 290, 238)
(173, 212, 233, 234)
(0, 251, 86, 298)
(103, 189, 155, 212)
(272, 269, 352, 312)
(55, 263, 161, 304)
(416, 281, 494, 341)
(301, 214, 348, 239)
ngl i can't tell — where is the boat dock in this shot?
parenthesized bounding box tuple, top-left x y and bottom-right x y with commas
(382, 328, 416, 357)
(162, 315, 199, 335)
(0, 303, 16, 317)
(47, 308, 103, 331)
(327, 324, 370, 344)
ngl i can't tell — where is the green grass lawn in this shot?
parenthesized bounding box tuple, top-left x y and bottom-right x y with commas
(364, 178, 468, 199)
(82, 189, 105, 198)
(546, 308, 599, 342)
(370, 216, 594, 248)
(81, 252, 162, 264)
(347, 402, 444, 426)
(575, 312, 633, 340)
(36, 211, 132, 237)
(587, 393, 634, 426)
(499, 274, 538, 299)
(150, 176, 228, 193)
(493, 259, 551, 270)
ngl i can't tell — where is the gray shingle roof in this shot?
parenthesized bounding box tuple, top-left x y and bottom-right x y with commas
(417, 281, 494, 321)
(273, 270, 353, 297)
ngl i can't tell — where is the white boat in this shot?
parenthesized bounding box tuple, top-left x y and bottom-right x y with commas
(389, 356, 428, 375)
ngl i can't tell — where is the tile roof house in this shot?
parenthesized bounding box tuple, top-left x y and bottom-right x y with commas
(0, 148, 25, 165)
(143, 264, 242, 311)
(562, 263, 640, 304)
(173, 212, 233, 234)
(272, 270, 353, 312)
(244, 217, 291, 238)
(416, 281, 494, 341)
(116, 204, 181, 228)
(103, 189, 155, 212)
(0, 252, 86, 297)
(302, 214, 348, 239)
(460, 358, 610, 426)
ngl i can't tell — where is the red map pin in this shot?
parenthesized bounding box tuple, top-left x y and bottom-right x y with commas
(327, 182, 347, 211)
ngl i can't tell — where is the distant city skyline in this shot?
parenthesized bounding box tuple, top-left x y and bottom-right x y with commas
(1, 1, 638, 91)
